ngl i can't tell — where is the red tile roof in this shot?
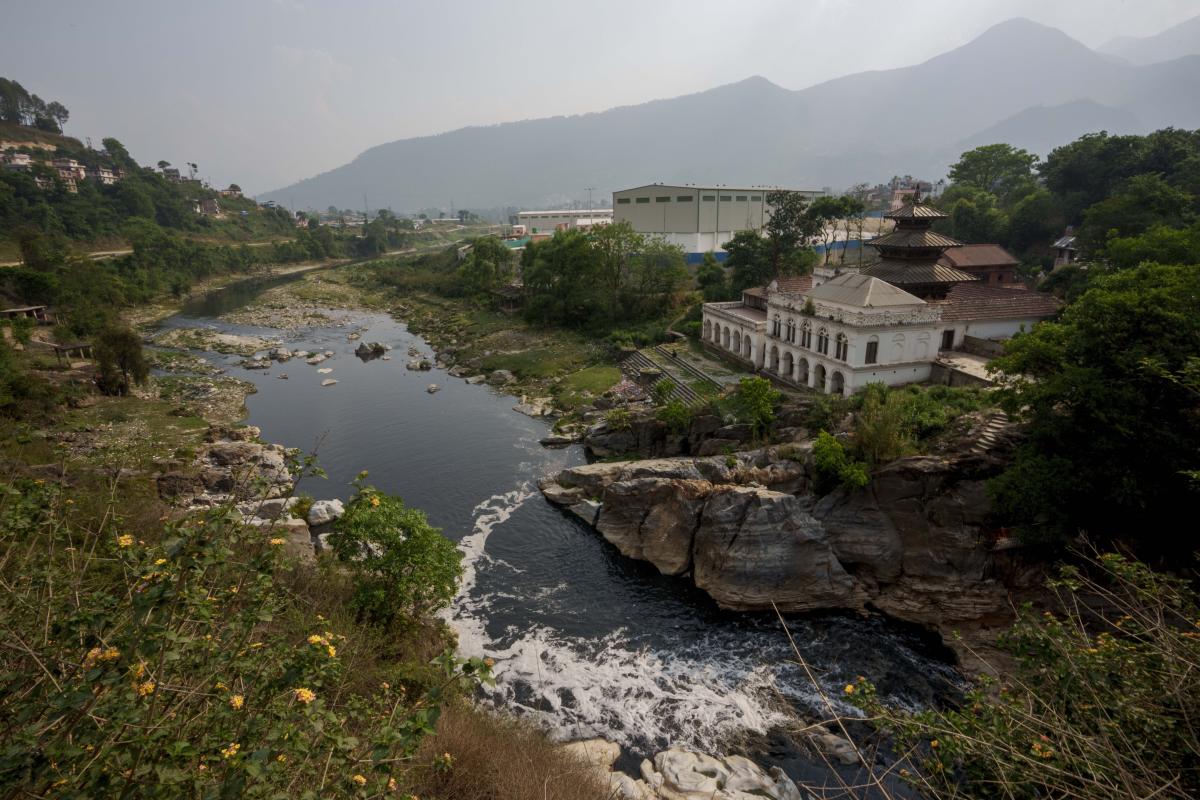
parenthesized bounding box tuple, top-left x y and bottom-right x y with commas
(936, 283, 1062, 322)
(939, 244, 1019, 269)
(771, 275, 814, 293)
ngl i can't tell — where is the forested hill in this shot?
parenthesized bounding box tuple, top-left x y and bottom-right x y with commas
(262, 16, 1200, 210)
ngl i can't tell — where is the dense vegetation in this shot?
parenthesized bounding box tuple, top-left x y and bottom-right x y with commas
(934, 130, 1200, 274)
(0, 77, 69, 132)
(848, 552, 1200, 800)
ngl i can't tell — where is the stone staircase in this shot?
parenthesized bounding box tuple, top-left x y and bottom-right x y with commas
(970, 410, 1011, 455)
(619, 350, 702, 405)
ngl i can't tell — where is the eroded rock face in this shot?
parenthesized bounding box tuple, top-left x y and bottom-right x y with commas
(540, 425, 1028, 642)
(694, 487, 864, 612)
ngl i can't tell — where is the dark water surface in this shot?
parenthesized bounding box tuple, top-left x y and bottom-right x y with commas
(163, 277, 957, 783)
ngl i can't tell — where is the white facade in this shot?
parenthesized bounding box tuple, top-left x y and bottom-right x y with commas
(516, 208, 612, 235)
(613, 184, 825, 254)
(702, 274, 943, 397)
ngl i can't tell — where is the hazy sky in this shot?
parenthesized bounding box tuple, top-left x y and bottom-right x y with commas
(3, 0, 1196, 194)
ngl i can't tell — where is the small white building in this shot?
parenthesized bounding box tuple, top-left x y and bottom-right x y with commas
(515, 208, 612, 236)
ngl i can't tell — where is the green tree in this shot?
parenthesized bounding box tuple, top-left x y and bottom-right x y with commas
(949, 143, 1038, 200)
(458, 236, 513, 296)
(811, 430, 869, 494)
(94, 324, 149, 396)
(1006, 188, 1061, 253)
(331, 476, 463, 629)
(731, 376, 781, 440)
(591, 220, 644, 317)
(1077, 173, 1193, 256)
(764, 189, 820, 275)
(1103, 221, 1200, 270)
(725, 230, 773, 293)
(988, 262, 1200, 547)
(695, 251, 731, 301)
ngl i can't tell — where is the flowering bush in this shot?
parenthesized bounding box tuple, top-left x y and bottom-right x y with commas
(0, 478, 490, 798)
(330, 473, 463, 629)
(845, 553, 1200, 800)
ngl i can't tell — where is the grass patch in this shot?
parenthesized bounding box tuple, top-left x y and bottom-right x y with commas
(561, 366, 621, 395)
(480, 347, 588, 380)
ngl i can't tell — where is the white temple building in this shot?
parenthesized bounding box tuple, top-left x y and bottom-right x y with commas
(700, 200, 1061, 396)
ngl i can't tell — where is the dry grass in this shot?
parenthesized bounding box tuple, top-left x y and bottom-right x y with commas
(406, 704, 610, 800)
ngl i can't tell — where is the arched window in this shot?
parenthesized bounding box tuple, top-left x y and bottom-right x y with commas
(771, 315, 781, 338)
(785, 318, 795, 343)
(801, 321, 812, 349)
(817, 327, 829, 355)
(835, 332, 848, 360)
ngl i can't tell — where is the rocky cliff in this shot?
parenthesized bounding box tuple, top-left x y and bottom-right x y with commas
(540, 417, 1032, 662)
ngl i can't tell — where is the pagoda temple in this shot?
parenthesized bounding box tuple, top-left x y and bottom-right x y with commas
(860, 199, 977, 299)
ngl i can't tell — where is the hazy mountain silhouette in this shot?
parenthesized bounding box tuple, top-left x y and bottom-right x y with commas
(1099, 14, 1200, 65)
(263, 18, 1200, 211)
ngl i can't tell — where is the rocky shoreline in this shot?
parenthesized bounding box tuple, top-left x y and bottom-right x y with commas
(539, 412, 1038, 672)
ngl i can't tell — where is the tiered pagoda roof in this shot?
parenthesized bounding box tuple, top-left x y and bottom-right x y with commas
(861, 197, 977, 299)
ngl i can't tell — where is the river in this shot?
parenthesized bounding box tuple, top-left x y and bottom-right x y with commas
(164, 274, 957, 788)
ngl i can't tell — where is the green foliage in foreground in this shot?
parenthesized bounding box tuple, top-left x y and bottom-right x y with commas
(847, 553, 1200, 800)
(0, 477, 491, 798)
(331, 473, 463, 629)
(989, 262, 1200, 547)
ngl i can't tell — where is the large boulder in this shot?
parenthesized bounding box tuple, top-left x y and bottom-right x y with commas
(307, 498, 345, 528)
(596, 477, 712, 575)
(487, 369, 516, 385)
(693, 487, 863, 612)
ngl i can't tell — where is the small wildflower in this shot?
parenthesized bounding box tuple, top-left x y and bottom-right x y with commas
(293, 687, 316, 704)
(269, 537, 286, 546)
(370, 496, 381, 507)
(65, 499, 74, 505)
(352, 774, 367, 786)
(308, 634, 325, 645)
(483, 658, 495, 668)
(276, 754, 287, 763)
(381, 681, 391, 691)
(387, 778, 397, 791)
(929, 739, 939, 749)
(137, 681, 156, 697)
(229, 694, 244, 710)
(154, 558, 167, 566)
(198, 763, 208, 772)
(228, 586, 239, 594)
(220, 743, 240, 759)
(132, 662, 147, 679)
(326, 644, 337, 658)
(214, 681, 228, 691)
(843, 684, 855, 695)
(117, 535, 134, 548)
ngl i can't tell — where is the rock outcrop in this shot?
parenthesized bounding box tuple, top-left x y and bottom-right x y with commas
(541, 416, 1032, 650)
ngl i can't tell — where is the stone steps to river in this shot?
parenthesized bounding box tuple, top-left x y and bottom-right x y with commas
(619, 350, 703, 405)
(969, 410, 1011, 454)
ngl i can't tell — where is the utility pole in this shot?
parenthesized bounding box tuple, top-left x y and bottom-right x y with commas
(585, 187, 595, 212)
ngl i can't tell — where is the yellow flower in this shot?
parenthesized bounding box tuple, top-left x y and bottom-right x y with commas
(220, 742, 240, 759)
(214, 681, 228, 691)
(308, 634, 325, 645)
(483, 658, 495, 668)
(352, 774, 367, 786)
(387, 778, 397, 791)
(293, 687, 316, 704)
(228, 586, 239, 594)
(276, 754, 287, 763)
(154, 558, 167, 566)
(269, 537, 286, 546)
(137, 680, 156, 697)
(132, 662, 147, 680)
(843, 684, 855, 695)
(117, 535, 134, 548)
(370, 496, 381, 507)
(229, 694, 244, 710)
(65, 499, 74, 505)
(930, 739, 939, 749)
(326, 644, 337, 658)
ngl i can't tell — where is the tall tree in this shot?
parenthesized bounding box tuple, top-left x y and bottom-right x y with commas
(948, 143, 1038, 200)
(764, 190, 819, 276)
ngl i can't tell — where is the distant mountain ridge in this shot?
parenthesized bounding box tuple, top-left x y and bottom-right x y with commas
(263, 16, 1200, 211)
(1099, 13, 1200, 65)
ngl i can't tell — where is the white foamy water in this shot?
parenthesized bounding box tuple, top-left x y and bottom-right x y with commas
(449, 488, 807, 755)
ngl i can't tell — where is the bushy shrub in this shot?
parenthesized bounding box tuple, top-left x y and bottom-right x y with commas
(651, 378, 676, 405)
(656, 399, 692, 433)
(846, 553, 1200, 800)
(812, 430, 869, 494)
(604, 407, 632, 431)
(330, 473, 463, 629)
(732, 376, 781, 440)
(0, 478, 490, 798)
